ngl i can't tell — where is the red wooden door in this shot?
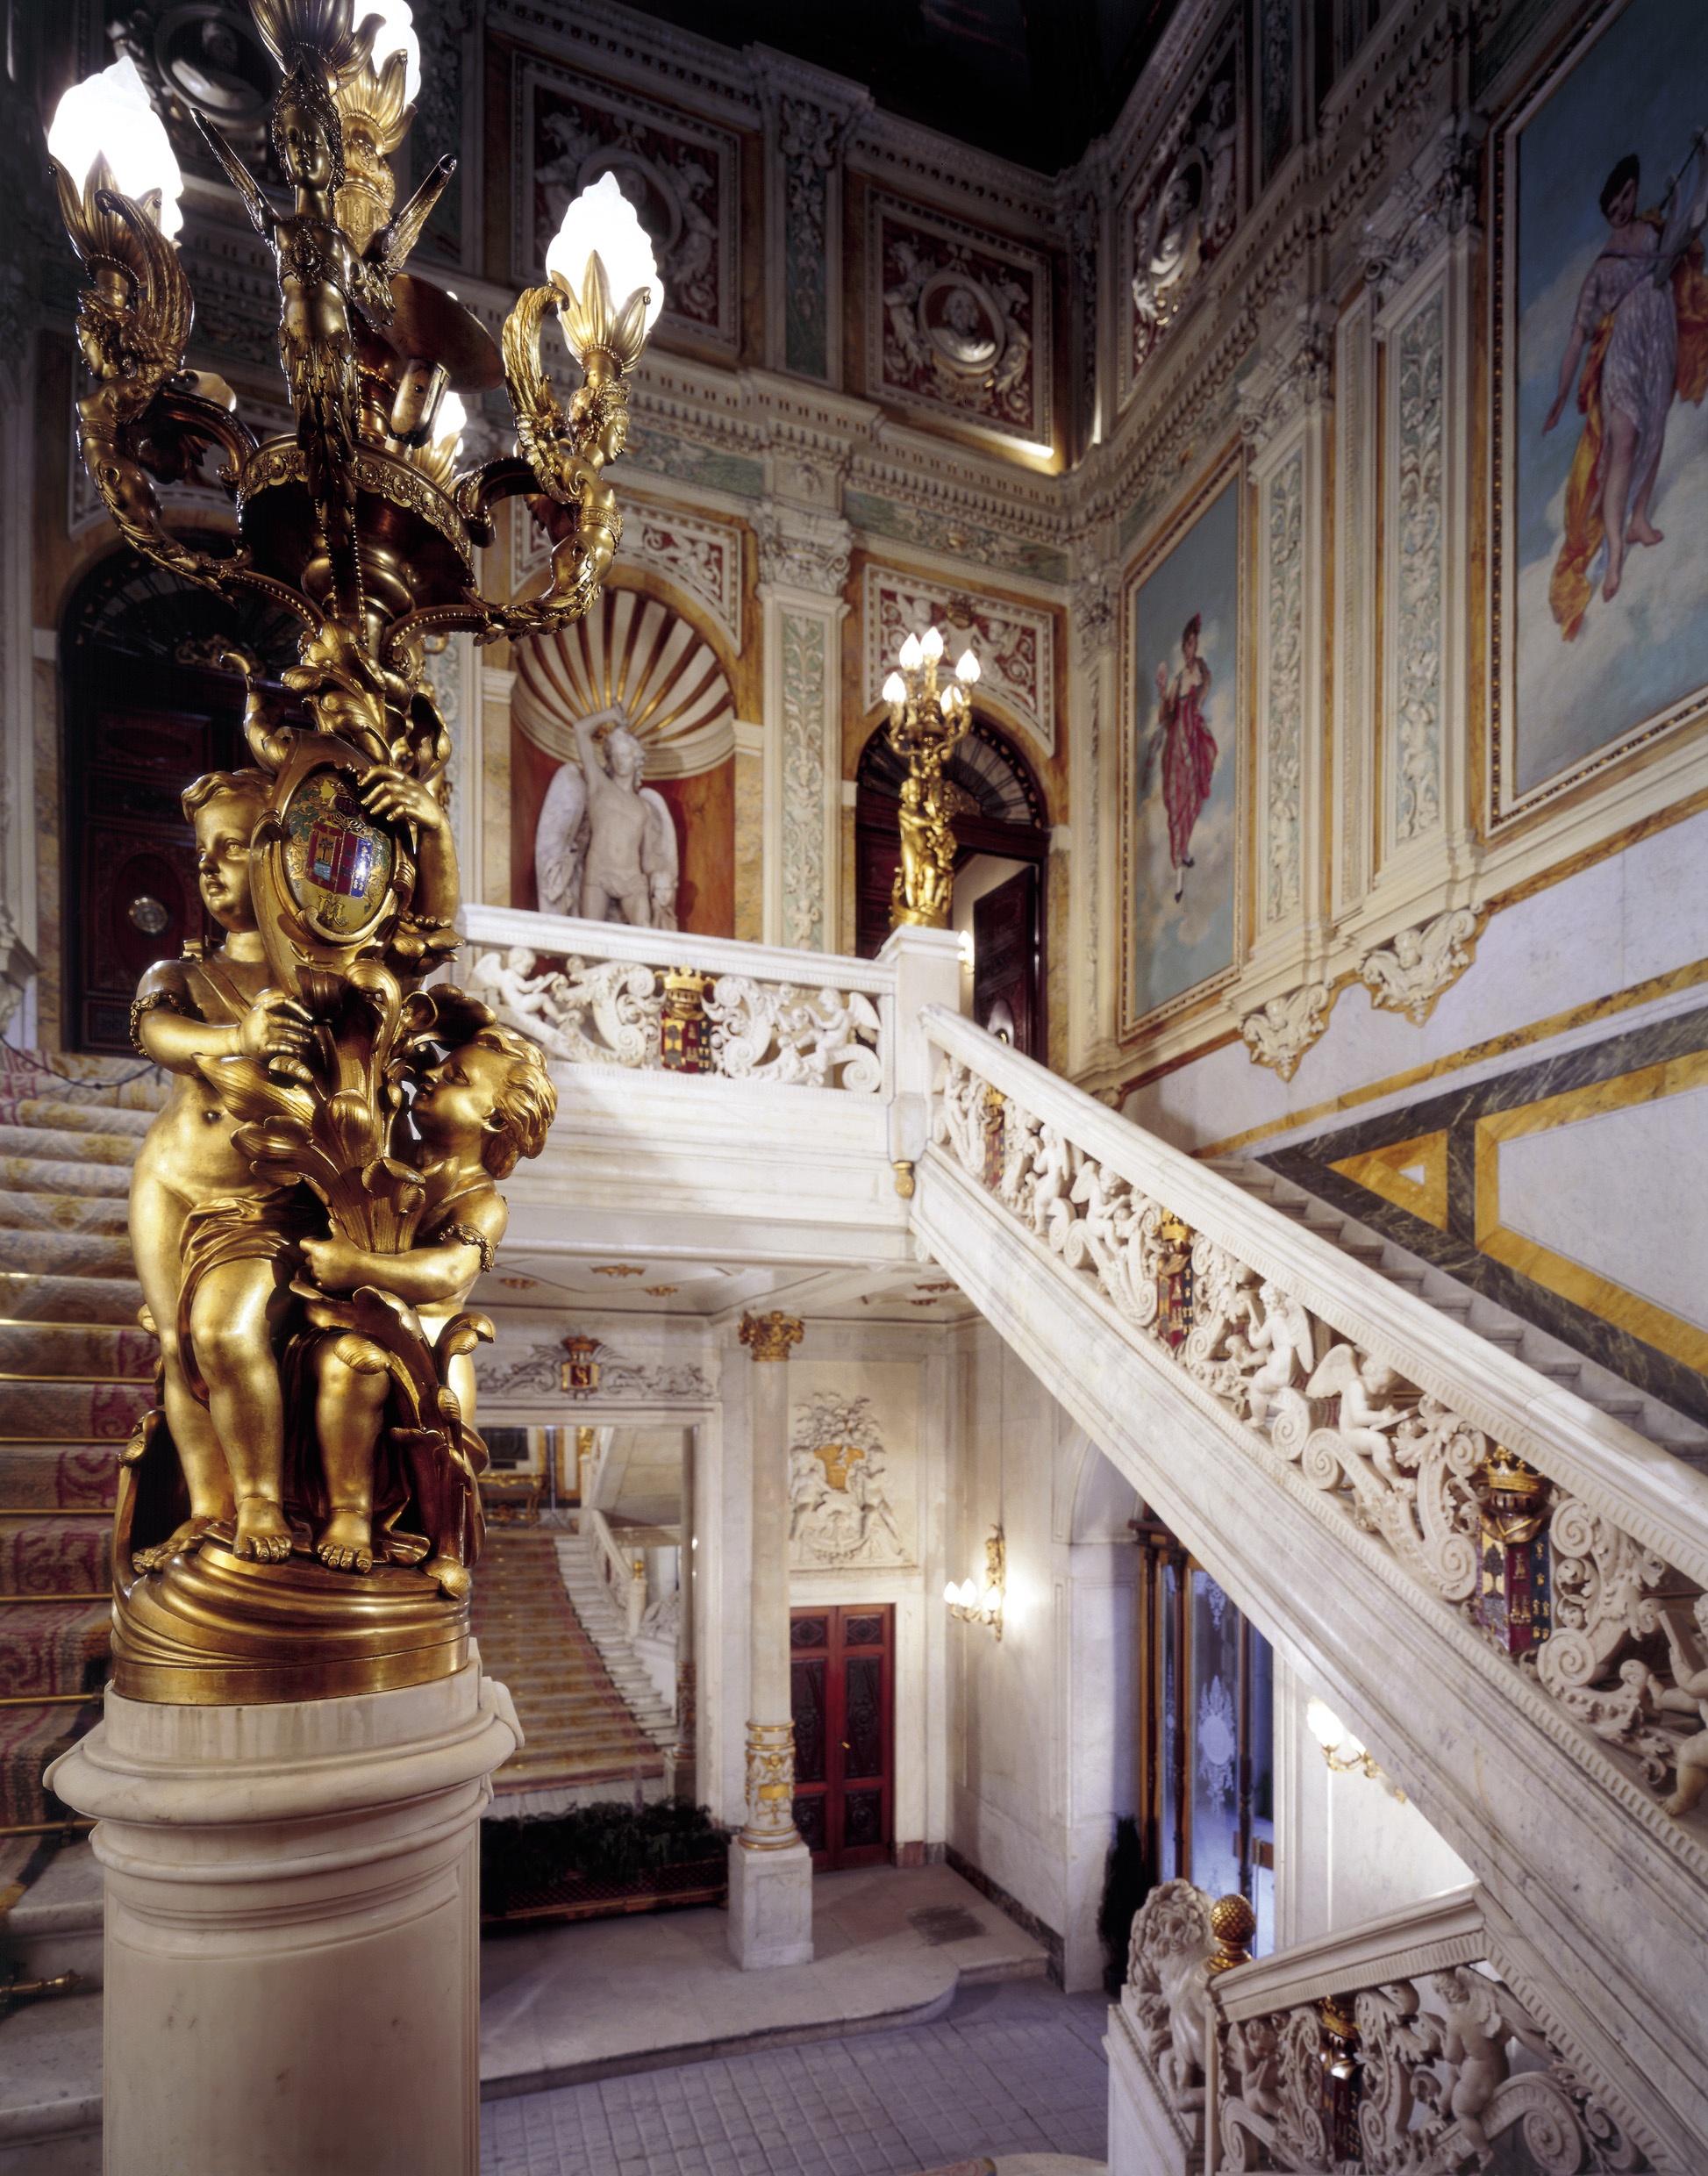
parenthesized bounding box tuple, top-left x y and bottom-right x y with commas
(972, 863, 1041, 1058)
(789, 1606, 893, 1870)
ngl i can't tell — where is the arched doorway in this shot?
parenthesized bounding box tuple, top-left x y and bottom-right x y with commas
(854, 713, 1050, 1058)
(60, 539, 302, 1052)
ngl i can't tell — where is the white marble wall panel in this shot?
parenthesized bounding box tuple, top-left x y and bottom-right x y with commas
(1498, 1089, 1708, 1331)
(1127, 805, 1708, 1153)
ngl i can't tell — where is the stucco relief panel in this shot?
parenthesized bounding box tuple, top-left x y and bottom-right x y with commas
(1263, 448, 1304, 926)
(861, 565, 1055, 759)
(868, 194, 1050, 447)
(1392, 290, 1445, 847)
(516, 60, 739, 353)
(786, 1362, 918, 1572)
(1117, 34, 1240, 407)
(514, 497, 745, 654)
(781, 609, 829, 952)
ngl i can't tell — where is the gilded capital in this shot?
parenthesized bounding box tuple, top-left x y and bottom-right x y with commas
(740, 1311, 804, 1364)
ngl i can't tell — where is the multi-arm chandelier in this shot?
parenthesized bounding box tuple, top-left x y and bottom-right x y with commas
(43, 0, 662, 1704)
(883, 623, 980, 929)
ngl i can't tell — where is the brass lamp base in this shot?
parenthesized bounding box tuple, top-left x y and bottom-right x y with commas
(891, 903, 951, 929)
(113, 1533, 470, 1705)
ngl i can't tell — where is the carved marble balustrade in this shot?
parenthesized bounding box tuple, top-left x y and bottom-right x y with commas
(459, 904, 890, 1094)
(1110, 1878, 1659, 2176)
(915, 1005, 1708, 2167)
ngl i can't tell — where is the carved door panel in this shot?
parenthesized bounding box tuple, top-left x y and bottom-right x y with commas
(971, 863, 1041, 1058)
(789, 1605, 893, 1870)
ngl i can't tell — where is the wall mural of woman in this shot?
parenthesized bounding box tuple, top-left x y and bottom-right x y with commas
(1127, 476, 1240, 1026)
(1507, 0, 1708, 804)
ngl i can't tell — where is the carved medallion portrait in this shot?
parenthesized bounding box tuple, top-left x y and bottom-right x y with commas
(869, 195, 1050, 447)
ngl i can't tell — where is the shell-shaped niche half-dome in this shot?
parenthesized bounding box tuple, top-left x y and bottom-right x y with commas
(511, 587, 735, 778)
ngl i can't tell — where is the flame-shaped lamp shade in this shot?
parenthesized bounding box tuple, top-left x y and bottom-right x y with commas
(360, 0, 422, 102)
(883, 671, 906, 706)
(49, 56, 184, 237)
(1306, 1696, 1361, 1757)
(920, 624, 945, 662)
(955, 648, 981, 684)
(546, 171, 664, 340)
(897, 632, 923, 671)
(432, 388, 466, 456)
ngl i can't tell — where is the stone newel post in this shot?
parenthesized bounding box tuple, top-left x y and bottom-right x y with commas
(726, 1310, 814, 1967)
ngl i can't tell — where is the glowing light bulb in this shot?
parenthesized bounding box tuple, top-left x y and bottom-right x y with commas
(943, 1580, 959, 1606)
(49, 56, 184, 237)
(433, 388, 466, 455)
(920, 624, 945, 662)
(883, 670, 906, 706)
(897, 633, 923, 671)
(363, 0, 422, 103)
(547, 170, 664, 337)
(955, 647, 981, 684)
(1307, 1697, 1348, 1752)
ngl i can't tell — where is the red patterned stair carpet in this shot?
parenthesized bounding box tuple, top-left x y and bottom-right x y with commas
(0, 1049, 166, 1842)
(471, 1531, 665, 1803)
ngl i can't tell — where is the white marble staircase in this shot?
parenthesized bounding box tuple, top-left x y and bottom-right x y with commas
(552, 1530, 677, 1753)
(1206, 1154, 1708, 1471)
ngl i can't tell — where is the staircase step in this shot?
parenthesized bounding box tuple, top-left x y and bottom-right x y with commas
(0, 1445, 121, 1512)
(1, 1839, 104, 1988)
(0, 1324, 155, 1381)
(0, 1383, 151, 1441)
(0, 1192, 129, 1237)
(0, 1518, 111, 1597)
(0, 1233, 137, 1280)
(0, 1153, 130, 1199)
(0, 1100, 154, 1141)
(0, 1122, 144, 1169)
(0, 1274, 145, 1326)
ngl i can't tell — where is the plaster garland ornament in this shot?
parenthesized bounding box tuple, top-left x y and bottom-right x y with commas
(787, 1392, 904, 1567)
(462, 946, 884, 1091)
(929, 1049, 1708, 1848)
(739, 1310, 804, 1364)
(1239, 982, 1332, 1081)
(474, 1337, 711, 1404)
(46, 2, 671, 1703)
(1359, 908, 1480, 1026)
(754, 501, 853, 595)
(1361, 112, 1488, 310)
(1235, 291, 1336, 450)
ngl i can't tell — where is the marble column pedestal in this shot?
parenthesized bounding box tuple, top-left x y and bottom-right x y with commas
(726, 1835, 814, 1970)
(45, 1657, 518, 2176)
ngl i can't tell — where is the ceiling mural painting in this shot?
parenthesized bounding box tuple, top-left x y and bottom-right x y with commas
(870, 195, 1051, 448)
(516, 60, 740, 353)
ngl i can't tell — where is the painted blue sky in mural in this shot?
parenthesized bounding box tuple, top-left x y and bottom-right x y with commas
(1131, 479, 1239, 1022)
(1514, 0, 1708, 792)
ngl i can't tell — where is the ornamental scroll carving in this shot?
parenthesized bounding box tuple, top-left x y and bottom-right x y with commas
(1359, 909, 1478, 1027)
(930, 1049, 1707, 1847)
(463, 948, 883, 1092)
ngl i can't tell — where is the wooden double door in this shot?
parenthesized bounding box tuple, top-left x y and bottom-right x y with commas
(790, 1605, 893, 1869)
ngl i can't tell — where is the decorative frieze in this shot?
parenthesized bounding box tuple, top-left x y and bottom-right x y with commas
(861, 566, 1055, 758)
(1392, 290, 1446, 846)
(779, 610, 830, 953)
(515, 59, 740, 353)
(755, 503, 853, 597)
(868, 193, 1050, 447)
(475, 1340, 712, 1403)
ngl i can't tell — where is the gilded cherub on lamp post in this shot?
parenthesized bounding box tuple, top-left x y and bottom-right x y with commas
(883, 623, 981, 929)
(46, 0, 665, 1704)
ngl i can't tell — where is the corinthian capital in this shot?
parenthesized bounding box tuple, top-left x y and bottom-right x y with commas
(740, 1310, 805, 1363)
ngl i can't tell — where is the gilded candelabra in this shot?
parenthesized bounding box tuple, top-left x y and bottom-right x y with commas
(47, 0, 662, 1704)
(882, 624, 980, 928)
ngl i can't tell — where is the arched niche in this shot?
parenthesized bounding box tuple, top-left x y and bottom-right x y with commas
(854, 708, 1051, 1055)
(58, 537, 302, 1052)
(509, 583, 739, 935)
